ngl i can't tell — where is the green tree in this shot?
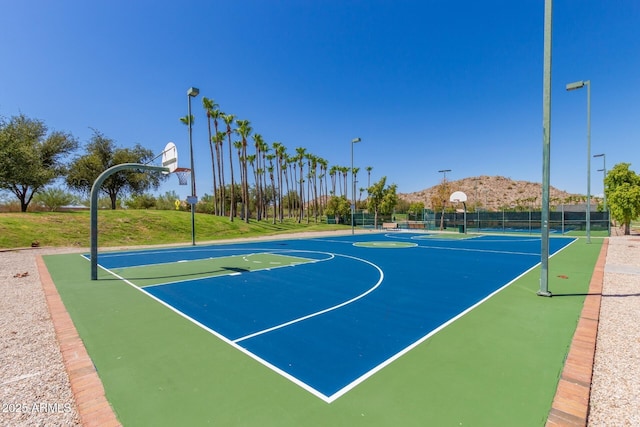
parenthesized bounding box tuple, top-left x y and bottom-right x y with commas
(155, 191, 181, 210)
(66, 130, 165, 209)
(605, 163, 640, 235)
(325, 195, 351, 223)
(408, 201, 425, 220)
(0, 114, 78, 211)
(125, 193, 157, 209)
(33, 187, 76, 211)
(367, 176, 398, 229)
(431, 179, 451, 230)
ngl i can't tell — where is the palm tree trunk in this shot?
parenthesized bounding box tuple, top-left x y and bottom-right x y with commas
(227, 133, 235, 221)
(207, 118, 217, 215)
(243, 145, 250, 223)
(215, 136, 224, 215)
(298, 165, 304, 223)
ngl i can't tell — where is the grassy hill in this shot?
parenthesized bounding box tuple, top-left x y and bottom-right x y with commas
(0, 210, 349, 249)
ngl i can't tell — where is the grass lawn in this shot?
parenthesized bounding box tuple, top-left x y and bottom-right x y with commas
(0, 210, 350, 248)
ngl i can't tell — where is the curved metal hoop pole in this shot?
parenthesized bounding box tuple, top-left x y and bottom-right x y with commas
(90, 163, 169, 280)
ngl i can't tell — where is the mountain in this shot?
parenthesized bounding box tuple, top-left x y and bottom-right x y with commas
(398, 175, 583, 211)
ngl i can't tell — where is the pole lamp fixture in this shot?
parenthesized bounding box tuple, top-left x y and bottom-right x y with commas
(187, 86, 200, 246)
(351, 137, 361, 235)
(566, 79, 591, 243)
(438, 169, 451, 181)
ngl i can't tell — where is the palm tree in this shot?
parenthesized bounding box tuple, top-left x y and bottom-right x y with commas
(215, 130, 227, 215)
(329, 166, 338, 197)
(235, 119, 252, 223)
(223, 114, 236, 220)
(273, 142, 286, 222)
(233, 140, 245, 219)
(317, 157, 329, 213)
(210, 107, 224, 215)
(288, 152, 297, 218)
(295, 147, 306, 223)
(202, 97, 218, 215)
(252, 133, 265, 220)
(305, 154, 313, 223)
(247, 153, 258, 215)
(366, 166, 373, 188)
(179, 115, 194, 126)
(259, 140, 270, 220)
(307, 153, 320, 222)
(266, 153, 276, 224)
(341, 166, 349, 198)
(283, 152, 293, 218)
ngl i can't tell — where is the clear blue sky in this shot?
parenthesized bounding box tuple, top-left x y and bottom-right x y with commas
(1, 1, 638, 201)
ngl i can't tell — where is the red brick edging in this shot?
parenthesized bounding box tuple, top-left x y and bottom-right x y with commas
(546, 238, 608, 426)
(36, 255, 121, 427)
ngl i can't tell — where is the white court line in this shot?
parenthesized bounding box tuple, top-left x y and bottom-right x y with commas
(415, 245, 539, 256)
(233, 253, 384, 343)
(324, 236, 579, 402)
(94, 251, 335, 289)
(94, 249, 382, 403)
(84, 237, 578, 403)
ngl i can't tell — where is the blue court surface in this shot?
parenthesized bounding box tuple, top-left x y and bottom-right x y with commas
(90, 232, 575, 402)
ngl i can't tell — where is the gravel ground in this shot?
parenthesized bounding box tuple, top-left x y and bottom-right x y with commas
(588, 233, 640, 426)
(0, 231, 638, 426)
(1, 247, 83, 427)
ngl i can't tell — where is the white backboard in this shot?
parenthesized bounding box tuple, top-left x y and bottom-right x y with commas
(449, 191, 468, 203)
(161, 142, 178, 174)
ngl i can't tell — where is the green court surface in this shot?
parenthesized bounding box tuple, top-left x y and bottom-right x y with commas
(43, 236, 602, 426)
(110, 253, 312, 287)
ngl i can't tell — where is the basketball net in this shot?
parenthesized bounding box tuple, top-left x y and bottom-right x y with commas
(174, 167, 190, 186)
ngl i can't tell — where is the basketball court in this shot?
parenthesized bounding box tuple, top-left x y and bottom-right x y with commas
(42, 231, 602, 426)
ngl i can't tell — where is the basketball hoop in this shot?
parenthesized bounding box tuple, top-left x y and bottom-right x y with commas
(161, 142, 178, 175)
(174, 167, 190, 186)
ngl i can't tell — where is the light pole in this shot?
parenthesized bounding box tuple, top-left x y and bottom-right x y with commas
(539, 0, 552, 297)
(438, 169, 451, 181)
(594, 153, 608, 235)
(566, 79, 591, 243)
(351, 137, 361, 234)
(475, 179, 480, 231)
(438, 169, 451, 231)
(187, 87, 199, 245)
